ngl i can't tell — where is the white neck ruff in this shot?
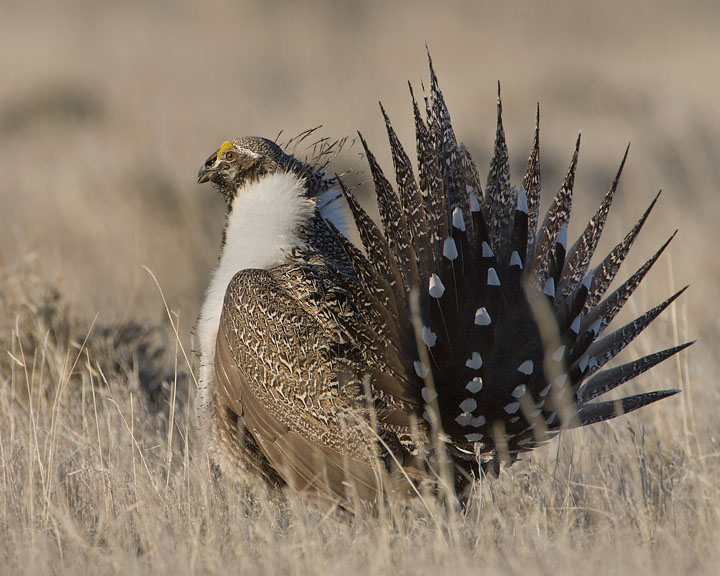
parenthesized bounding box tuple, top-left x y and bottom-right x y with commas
(198, 172, 315, 374)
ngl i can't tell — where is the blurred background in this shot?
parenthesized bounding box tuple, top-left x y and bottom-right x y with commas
(1, 0, 718, 346)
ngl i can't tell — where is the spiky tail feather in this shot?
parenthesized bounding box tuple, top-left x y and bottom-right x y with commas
(332, 56, 689, 477)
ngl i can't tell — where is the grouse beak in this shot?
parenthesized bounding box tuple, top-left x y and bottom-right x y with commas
(197, 167, 214, 184)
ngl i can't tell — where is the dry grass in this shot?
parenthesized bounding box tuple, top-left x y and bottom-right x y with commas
(0, 262, 717, 575)
(1, 0, 720, 574)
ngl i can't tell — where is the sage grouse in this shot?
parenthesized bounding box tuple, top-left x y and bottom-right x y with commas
(195, 61, 690, 502)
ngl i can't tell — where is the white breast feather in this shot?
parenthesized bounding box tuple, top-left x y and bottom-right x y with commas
(317, 188, 349, 236)
(196, 172, 315, 440)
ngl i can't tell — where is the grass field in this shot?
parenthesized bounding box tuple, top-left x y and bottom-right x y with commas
(1, 1, 719, 574)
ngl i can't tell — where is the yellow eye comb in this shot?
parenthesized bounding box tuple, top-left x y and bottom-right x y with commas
(217, 141, 233, 160)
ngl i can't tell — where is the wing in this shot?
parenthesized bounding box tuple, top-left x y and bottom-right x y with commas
(214, 264, 412, 501)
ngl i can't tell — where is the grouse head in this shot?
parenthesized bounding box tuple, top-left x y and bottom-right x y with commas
(197, 136, 331, 208)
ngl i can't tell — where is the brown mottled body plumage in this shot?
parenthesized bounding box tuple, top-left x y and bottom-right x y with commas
(196, 136, 421, 498)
